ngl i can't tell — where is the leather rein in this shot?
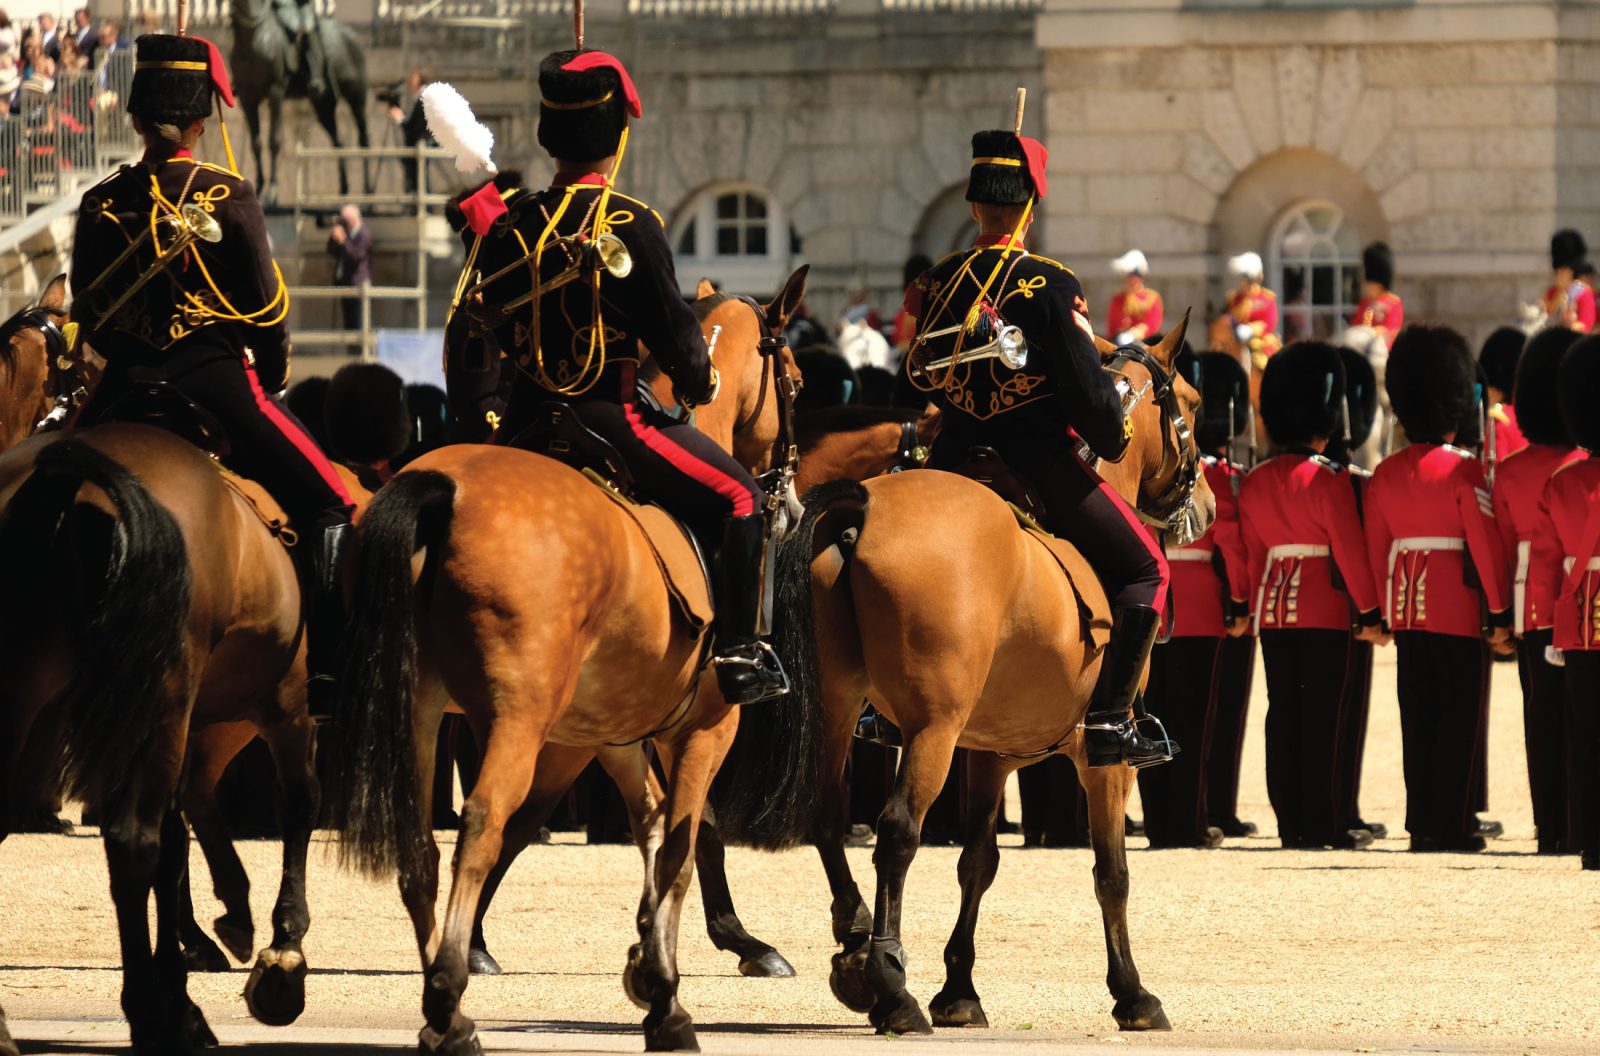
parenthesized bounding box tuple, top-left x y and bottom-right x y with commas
(1096, 344, 1204, 545)
(730, 294, 799, 479)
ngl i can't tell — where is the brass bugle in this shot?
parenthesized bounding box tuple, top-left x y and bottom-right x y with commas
(910, 324, 1029, 378)
(466, 232, 632, 311)
(85, 203, 223, 330)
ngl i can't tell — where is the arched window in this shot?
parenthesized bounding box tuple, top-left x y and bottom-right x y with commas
(670, 183, 801, 297)
(1267, 201, 1362, 343)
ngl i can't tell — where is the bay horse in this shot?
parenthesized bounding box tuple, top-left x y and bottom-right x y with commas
(720, 319, 1214, 1036)
(0, 278, 68, 452)
(329, 270, 808, 1055)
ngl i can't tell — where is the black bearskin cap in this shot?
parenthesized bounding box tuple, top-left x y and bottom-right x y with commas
(1362, 242, 1394, 290)
(1558, 334, 1600, 451)
(1260, 340, 1345, 448)
(793, 347, 862, 412)
(1326, 347, 1378, 463)
(127, 35, 215, 125)
(1515, 327, 1580, 446)
(1195, 350, 1250, 453)
(1552, 228, 1588, 272)
(284, 377, 331, 451)
(1453, 364, 1486, 448)
(324, 363, 412, 466)
(967, 130, 1033, 206)
(538, 49, 629, 164)
(1478, 326, 1524, 397)
(1386, 325, 1478, 444)
(903, 254, 933, 289)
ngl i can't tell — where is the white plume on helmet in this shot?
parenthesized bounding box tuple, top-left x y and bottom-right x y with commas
(422, 82, 497, 175)
(1229, 251, 1265, 280)
(1111, 249, 1149, 276)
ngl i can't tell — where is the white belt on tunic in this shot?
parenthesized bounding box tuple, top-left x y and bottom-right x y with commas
(1386, 536, 1465, 625)
(1514, 539, 1531, 636)
(1562, 556, 1600, 573)
(1252, 544, 1331, 630)
(1167, 548, 1213, 563)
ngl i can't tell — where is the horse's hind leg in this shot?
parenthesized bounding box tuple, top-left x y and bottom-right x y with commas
(1077, 757, 1169, 1031)
(815, 681, 874, 1012)
(695, 800, 794, 977)
(152, 805, 216, 1051)
(180, 720, 258, 968)
(929, 750, 1014, 1029)
(244, 709, 320, 1027)
(313, 93, 348, 197)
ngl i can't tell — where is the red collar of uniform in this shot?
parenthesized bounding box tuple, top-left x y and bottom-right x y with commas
(173, 148, 193, 159)
(974, 233, 1024, 250)
(551, 171, 610, 188)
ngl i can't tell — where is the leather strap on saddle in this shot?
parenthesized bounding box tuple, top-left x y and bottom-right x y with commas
(507, 401, 637, 498)
(581, 468, 713, 633)
(951, 445, 1047, 525)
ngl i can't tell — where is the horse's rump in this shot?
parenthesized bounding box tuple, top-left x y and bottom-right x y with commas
(583, 473, 713, 633)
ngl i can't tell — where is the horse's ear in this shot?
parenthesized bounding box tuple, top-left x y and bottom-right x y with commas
(765, 264, 810, 331)
(695, 278, 717, 300)
(40, 273, 67, 311)
(1149, 308, 1191, 369)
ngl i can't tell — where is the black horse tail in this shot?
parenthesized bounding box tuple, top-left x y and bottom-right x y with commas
(717, 479, 868, 850)
(0, 439, 191, 803)
(326, 470, 455, 887)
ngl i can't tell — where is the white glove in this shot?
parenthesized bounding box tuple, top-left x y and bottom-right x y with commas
(1115, 330, 1137, 346)
(1235, 323, 1253, 345)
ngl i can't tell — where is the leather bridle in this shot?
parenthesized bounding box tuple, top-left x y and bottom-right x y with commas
(1100, 344, 1204, 545)
(730, 294, 800, 482)
(2, 303, 81, 433)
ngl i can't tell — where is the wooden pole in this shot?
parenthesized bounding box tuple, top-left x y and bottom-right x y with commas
(177, 0, 189, 36)
(574, 0, 585, 49)
(1013, 87, 1026, 134)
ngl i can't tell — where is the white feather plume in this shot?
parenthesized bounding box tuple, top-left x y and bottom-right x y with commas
(422, 83, 497, 175)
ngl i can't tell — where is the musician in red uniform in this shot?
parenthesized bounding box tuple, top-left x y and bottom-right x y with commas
(1227, 251, 1281, 372)
(1350, 242, 1403, 348)
(1479, 327, 1530, 459)
(1528, 334, 1600, 870)
(1493, 327, 1585, 853)
(1365, 326, 1514, 853)
(1107, 249, 1163, 345)
(1240, 342, 1385, 850)
(1542, 229, 1595, 334)
(1137, 351, 1251, 849)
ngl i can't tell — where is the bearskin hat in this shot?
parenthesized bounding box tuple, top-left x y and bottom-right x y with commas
(1454, 365, 1486, 449)
(1337, 346, 1379, 453)
(1514, 327, 1580, 446)
(1386, 325, 1478, 444)
(127, 34, 234, 126)
(324, 363, 412, 467)
(1557, 334, 1600, 451)
(1362, 242, 1394, 290)
(1552, 228, 1588, 272)
(537, 49, 633, 164)
(1195, 351, 1250, 453)
(1259, 340, 1346, 448)
(793, 347, 862, 412)
(284, 377, 332, 451)
(1478, 327, 1525, 398)
(967, 130, 1046, 206)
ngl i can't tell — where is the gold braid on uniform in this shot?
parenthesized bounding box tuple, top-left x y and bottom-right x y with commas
(149, 170, 289, 332)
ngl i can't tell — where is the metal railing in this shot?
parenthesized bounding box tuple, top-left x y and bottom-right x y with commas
(0, 55, 138, 225)
(626, 0, 837, 12)
(121, 0, 340, 29)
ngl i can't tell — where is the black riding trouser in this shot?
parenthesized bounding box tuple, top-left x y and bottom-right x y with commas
(1518, 629, 1571, 849)
(1394, 631, 1489, 843)
(1207, 634, 1256, 827)
(1137, 636, 1219, 846)
(1261, 629, 1351, 846)
(1563, 652, 1600, 865)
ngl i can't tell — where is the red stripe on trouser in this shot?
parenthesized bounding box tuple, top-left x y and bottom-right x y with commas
(244, 365, 354, 506)
(1097, 480, 1169, 612)
(621, 396, 755, 518)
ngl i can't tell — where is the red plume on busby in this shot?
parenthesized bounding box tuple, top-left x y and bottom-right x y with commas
(1515, 327, 1581, 446)
(966, 130, 1047, 206)
(1557, 334, 1600, 451)
(127, 34, 234, 126)
(1551, 228, 1588, 272)
(537, 48, 637, 164)
(1361, 242, 1394, 290)
(1386, 325, 1478, 444)
(1259, 340, 1346, 449)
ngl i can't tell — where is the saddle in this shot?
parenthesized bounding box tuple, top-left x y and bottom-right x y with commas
(508, 401, 636, 498)
(950, 445, 1047, 525)
(90, 381, 232, 458)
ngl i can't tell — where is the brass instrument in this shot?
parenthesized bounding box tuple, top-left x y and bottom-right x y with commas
(909, 323, 1028, 378)
(465, 232, 632, 324)
(80, 202, 224, 331)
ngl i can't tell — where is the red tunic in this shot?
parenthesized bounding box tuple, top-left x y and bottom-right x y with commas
(1541, 282, 1596, 333)
(1489, 404, 1528, 460)
(1364, 443, 1512, 639)
(1492, 443, 1586, 634)
(1228, 284, 1281, 365)
(1350, 291, 1404, 347)
(1528, 459, 1600, 651)
(1240, 452, 1381, 632)
(1107, 287, 1163, 342)
(1161, 458, 1251, 638)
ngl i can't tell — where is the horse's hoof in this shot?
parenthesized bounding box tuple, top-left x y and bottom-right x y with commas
(1113, 991, 1171, 1031)
(419, 1016, 482, 1056)
(183, 936, 232, 973)
(467, 947, 502, 976)
(643, 1007, 700, 1052)
(181, 1002, 219, 1050)
(213, 914, 255, 963)
(737, 949, 795, 978)
(622, 943, 650, 1011)
(869, 990, 934, 1035)
(244, 947, 307, 1027)
(929, 992, 989, 1028)
(829, 947, 875, 1013)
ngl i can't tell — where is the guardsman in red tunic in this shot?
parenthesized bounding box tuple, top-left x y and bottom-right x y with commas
(1351, 242, 1403, 349)
(1241, 342, 1386, 850)
(1528, 334, 1600, 870)
(1543, 229, 1596, 334)
(1227, 252, 1281, 372)
(1137, 351, 1251, 848)
(1493, 327, 1586, 854)
(1107, 249, 1163, 345)
(1479, 327, 1530, 460)
(1365, 326, 1514, 853)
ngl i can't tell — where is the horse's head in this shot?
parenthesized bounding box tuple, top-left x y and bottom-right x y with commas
(1094, 310, 1216, 545)
(0, 274, 69, 453)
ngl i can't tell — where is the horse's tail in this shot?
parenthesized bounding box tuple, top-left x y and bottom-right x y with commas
(717, 479, 868, 850)
(326, 469, 455, 887)
(0, 439, 191, 803)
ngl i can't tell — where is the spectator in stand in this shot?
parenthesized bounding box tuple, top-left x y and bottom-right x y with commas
(0, 12, 16, 62)
(38, 13, 57, 61)
(22, 52, 51, 98)
(328, 203, 374, 335)
(56, 33, 84, 73)
(387, 68, 432, 193)
(0, 55, 19, 111)
(70, 7, 90, 58)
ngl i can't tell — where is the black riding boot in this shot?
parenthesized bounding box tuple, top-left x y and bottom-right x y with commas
(711, 514, 789, 706)
(305, 521, 349, 722)
(1083, 604, 1175, 769)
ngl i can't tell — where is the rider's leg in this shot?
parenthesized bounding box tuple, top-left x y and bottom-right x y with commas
(1036, 451, 1171, 769)
(298, 3, 326, 96)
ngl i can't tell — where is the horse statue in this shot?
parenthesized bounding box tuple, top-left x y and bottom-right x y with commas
(229, 0, 371, 205)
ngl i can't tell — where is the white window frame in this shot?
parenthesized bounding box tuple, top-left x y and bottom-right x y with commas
(1266, 199, 1363, 344)
(668, 182, 798, 298)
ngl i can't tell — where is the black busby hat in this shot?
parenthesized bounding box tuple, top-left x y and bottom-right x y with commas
(128, 34, 234, 126)
(1552, 229, 1588, 272)
(537, 48, 639, 165)
(1195, 350, 1250, 453)
(1386, 325, 1478, 445)
(967, 130, 1048, 206)
(1514, 327, 1580, 446)
(324, 363, 412, 467)
(1557, 334, 1600, 451)
(1259, 340, 1346, 449)
(1338, 347, 1379, 452)
(1361, 242, 1394, 290)
(1478, 326, 1525, 398)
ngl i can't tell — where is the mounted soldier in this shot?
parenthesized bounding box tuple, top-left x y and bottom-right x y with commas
(68, 32, 353, 716)
(1351, 242, 1403, 348)
(901, 124, 1174, 769)
(1107, 249, 1163, 346)
(276, 0, 327, 95)
(1226, 252, 1280, 373)
(439, 46, 788, 706)
(1543, 229, 1595, 334)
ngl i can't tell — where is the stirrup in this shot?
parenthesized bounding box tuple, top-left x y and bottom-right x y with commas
(1079, 714, 1179, 770)
(711, 640, 790, 704)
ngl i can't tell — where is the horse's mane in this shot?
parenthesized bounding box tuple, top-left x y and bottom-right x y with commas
(691, 290, 736, 323)
(0, 303, 38, 377)
(794, 404, 919, 454)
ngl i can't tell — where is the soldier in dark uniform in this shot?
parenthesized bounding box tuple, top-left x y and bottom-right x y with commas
(902, 129, 1171, 768)
(443, 49, 786, 706)
(69, 33, 353, 714)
